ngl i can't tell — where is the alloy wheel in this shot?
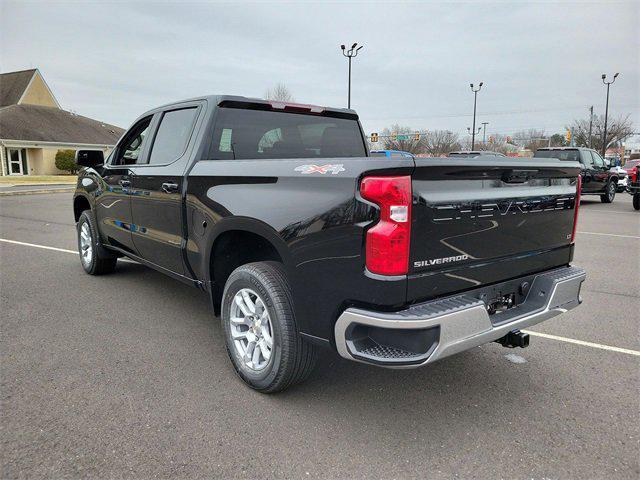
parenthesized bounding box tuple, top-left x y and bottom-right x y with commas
(229, 288, 274, 371)
(79, 222, 93, 266)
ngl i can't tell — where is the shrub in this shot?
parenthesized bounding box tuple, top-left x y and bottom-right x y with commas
(55, 149, 78, 174)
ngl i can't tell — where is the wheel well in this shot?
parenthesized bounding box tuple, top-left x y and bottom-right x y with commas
(210, 230, 283, 314)
(74, 196, 91, 222)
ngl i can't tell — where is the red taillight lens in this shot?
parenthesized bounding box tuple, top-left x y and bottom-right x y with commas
(360, 175, 412, 275)
(571, 174, 581, 243)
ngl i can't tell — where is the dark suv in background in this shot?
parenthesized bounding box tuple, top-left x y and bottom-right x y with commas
(534, 147, 619, 203)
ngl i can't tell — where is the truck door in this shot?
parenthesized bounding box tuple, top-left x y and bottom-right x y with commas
(129, 105, 201, 275)
(580, 150, 598, 193)
(95, 116, 153, 253)
(589, 151, 610, 192)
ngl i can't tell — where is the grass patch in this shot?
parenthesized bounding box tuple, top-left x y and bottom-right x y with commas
(0, 175, 77, 185)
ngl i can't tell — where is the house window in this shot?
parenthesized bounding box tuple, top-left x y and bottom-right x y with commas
(6, 148, 28, 175)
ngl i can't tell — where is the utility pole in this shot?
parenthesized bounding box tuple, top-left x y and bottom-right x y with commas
(340, 43, 364, 109)
(601, 73, 619, 156)
(469, 82, 483, 149)
(588, 106, 594, 148)
(481, 122, 489, 144)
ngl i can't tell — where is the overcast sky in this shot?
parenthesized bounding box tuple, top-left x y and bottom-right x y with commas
(2, 1, 638, 139)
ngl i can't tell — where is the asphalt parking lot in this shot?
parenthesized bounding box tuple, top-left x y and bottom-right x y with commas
(1, 192, 638, 479)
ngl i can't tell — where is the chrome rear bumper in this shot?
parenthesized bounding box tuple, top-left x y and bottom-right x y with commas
(335, 266, 586, 367)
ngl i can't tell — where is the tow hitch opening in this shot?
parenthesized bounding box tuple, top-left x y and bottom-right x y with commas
(496, 329, 530, 349)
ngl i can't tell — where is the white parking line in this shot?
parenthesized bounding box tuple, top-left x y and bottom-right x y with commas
(0, 238, 76, 254)
(3, 237, 639, 357)
(577, 231, 639, 240)
(0, 238, 136, 263)
(522, 330, 640, 357)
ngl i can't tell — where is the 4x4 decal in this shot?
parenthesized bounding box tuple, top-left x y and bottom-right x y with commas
(294, 164, 345, 175)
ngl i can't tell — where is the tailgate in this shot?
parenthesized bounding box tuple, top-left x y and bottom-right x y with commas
(408, 157, 581, 302)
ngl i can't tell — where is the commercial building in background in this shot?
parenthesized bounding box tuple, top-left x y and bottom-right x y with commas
(0, 68, 123, 176)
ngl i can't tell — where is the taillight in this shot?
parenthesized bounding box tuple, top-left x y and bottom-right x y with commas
(360, 175, 412, 275)
(571, 174, 581, 243)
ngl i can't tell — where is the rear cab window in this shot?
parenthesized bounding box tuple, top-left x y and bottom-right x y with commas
(209, 106, 367, 160)
(534, 149, 581, 162)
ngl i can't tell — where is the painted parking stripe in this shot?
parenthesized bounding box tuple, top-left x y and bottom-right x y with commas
(2, 237, 638, 357)
(522, 330, 640, 357)
(0, 238, 136, 263)
(0, 238, 76, 254)
(577, 231, 639, 240)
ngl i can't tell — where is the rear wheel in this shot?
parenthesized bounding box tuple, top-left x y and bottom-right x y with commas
(221, 261, 317, 393)
(600, 181, 616, 203)
(77, 210, 117, 275)
(633, 193, 640, 211)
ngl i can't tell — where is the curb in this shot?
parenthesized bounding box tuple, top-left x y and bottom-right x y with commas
(0, 187, 75, 196)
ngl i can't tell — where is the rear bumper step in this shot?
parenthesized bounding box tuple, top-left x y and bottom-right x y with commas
(334, 266, 586, 368)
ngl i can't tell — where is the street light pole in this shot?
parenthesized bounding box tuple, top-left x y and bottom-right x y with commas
(601, 73, 619, 156)
(481, 122, 489, 144)
(467, 127, 482, 149)
(341, 43, 363, 109)
(469, 82, 483, 149)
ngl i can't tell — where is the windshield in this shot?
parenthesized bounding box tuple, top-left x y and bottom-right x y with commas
(210, 107, 366, 160)
(534, 149, 580, 161)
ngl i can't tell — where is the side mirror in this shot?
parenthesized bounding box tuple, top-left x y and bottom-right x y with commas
(76, 150, 104, 168)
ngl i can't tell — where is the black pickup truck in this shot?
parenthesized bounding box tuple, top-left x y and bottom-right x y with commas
(73, 96, 586, 392)
(534, 147, 619, 203)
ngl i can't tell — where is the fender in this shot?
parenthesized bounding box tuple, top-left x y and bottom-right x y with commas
(199, 215, 294, 292)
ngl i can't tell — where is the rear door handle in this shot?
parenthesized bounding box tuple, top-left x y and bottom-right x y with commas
(119, 179, 131, 187)
(162, 182, 179, 193)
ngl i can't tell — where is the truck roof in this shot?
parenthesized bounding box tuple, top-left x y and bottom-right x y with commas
(536, 147, 592, 151)
(150, 95, 358, 118)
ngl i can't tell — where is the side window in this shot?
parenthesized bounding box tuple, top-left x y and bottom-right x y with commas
(147, 108, 198, 165)
(591, 151, 605, 168)
(114, 117, 152, 165)
(581, 150, 594, 167)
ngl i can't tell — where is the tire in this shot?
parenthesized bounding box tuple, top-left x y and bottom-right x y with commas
(634, 193, 640, 211)
(221, 261, 317, 393)
(600, 181, 616, 203)
(77, 210, 117, 275)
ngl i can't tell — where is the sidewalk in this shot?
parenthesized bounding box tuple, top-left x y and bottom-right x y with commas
(0, 184, 75, 196)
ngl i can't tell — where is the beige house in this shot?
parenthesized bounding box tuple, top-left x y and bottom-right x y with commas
(0, 68, 124, 176)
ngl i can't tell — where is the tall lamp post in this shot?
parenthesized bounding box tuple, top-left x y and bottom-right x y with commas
(467, 126, 481, 148)
(469, 82, 483, 149)
(601, 73, 619, 156)
(341, 43, 363, 109)
(481, 122, 489, 144)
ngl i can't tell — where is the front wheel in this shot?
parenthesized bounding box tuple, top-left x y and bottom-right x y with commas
(221, 261, 317, 393)
(600, 181, 616, 203)
(77, 210, 117, 275)
(634, 193, 640, 210)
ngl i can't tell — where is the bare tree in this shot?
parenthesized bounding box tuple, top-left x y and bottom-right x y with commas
(379, 124, 425, 154)
(423, 130, 461, 156)
(463, 133, 515, 155)
(264, 83, 295, 102)
(513, 129, 547, 151)
(568, 114, 634, 152)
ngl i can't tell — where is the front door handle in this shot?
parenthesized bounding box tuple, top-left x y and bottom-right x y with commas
(119, 179, 131, 187)
(162, 182, 179, 193)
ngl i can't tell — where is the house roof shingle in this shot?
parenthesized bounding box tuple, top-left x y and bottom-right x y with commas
(0, 104, 124, 145)
(0, 69, 37, 107)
